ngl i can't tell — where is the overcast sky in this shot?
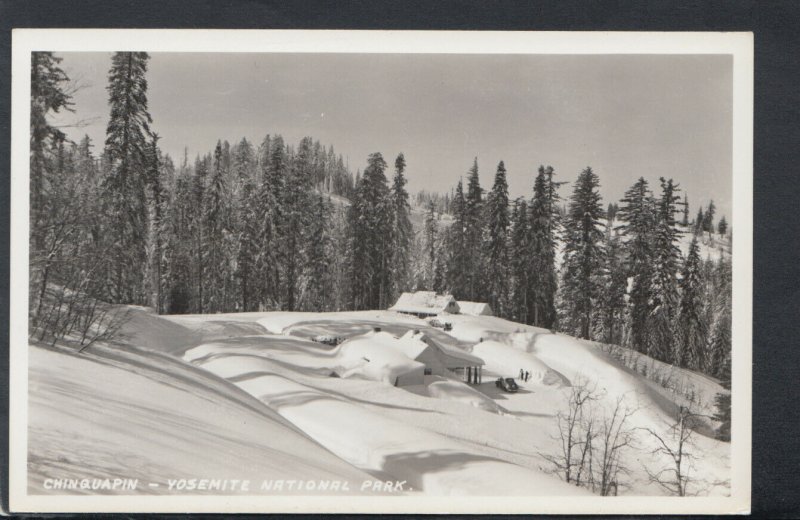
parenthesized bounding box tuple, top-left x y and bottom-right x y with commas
(54, 52, 733, 218)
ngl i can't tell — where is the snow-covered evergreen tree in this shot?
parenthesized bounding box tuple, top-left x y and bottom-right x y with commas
(347, 152, 392, 310)
(618, 177, 656, 354)
(528, 166, 560, 329)
(144, 134, 166, 312)
(713, 354, 731, 441)
(102, 51, 154, 304)
(681, 196, 690, 227)
(559, 167, 605, 340)
(703, 200, 716, 236)
(509, 198, 530, 323)
(29, 52, 73, 321)
(717, 215, 728, 236)
(191, 155, 209, 312)
(485, 161, 510, 316)
(677, 237, 707, 369)
(446, 179, 469, 299)
(281, 136, 314, 311)
(597, 216, 627, 345)
(648, 178, 682, 363)
(694, 207, 704, 235)
(422, 200, 439, 290)
(464, 158, 484, 301)
(257, 134, 286, 310)
(204, 140, 229, 312)
(303, 194, 334, 311)
(390, 153, 413, 300)
(707, 258, 732, 376)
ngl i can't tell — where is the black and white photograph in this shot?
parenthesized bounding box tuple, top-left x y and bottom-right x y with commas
(10, 30, 753, 514)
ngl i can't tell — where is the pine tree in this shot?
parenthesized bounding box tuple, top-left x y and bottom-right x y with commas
(29, 52, 73, 320)
(598, 217, 627, 345)
(30, 52, 72, 256)
(257, 134, 285, 309)
(618, 177, 656, 353)
(347, 152, 392, 310)
(707, 259, 732, 376)
(191, 155, 209, 312)
(649, 178, 683, 363)
(102, 52, 154, 305)
(390, 153, 413, 299)
(559, 167, 605, 340)
(281, 136, 314, 311)
(694, 207, 704, 235)
(717, 215, 728, 236)
(145, 134, 166, 312)
(423, 200, 439, 290)
(485, 161, 510, 316)
(464, 158, 484, 301)
(446, 179, 469, 298)
(713, 354, 731, 441)
(681, 196, 690, 227)
(677, 237, 707, 369)
(529, 166, 560, 328)
(703, 200, 716, 236)
(204, 140, 228, 312)
(161, 151, 193, 313)
(304, 194, 334, 311)
(509, 198, 530, 323)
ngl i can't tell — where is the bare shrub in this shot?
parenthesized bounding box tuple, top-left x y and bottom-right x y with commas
(595, 395, 637, 495)
(640, 405, 702, 496)
(543, 377, 639, 496)
(541, 378, 600, 485)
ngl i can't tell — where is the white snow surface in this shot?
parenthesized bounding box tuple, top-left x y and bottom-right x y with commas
(29, 305, 730, 497)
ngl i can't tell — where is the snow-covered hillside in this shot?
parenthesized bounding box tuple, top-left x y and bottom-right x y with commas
(30, 305, 730, 496)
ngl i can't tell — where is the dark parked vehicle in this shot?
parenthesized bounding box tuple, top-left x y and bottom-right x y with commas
(495, 377, 519, 393)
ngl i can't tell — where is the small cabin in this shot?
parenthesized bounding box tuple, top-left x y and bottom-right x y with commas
(398, 331, 485, 384)
(389, 291, 460, 318)
(456, 301, 494, 317)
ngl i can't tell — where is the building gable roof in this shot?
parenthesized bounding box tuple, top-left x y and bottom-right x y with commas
(389, 291, 460, 315)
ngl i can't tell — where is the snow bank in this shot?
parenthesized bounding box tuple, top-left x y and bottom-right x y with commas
(427, 380, 502, 413)
(472, 340, 566, 386)
(194, 366, 588, 496)
(336, 332, 425, 385)
(28, 344, 373, 494)
(118, 306, 200, 355)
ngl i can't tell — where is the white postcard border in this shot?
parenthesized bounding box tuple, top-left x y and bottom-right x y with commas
(9, 29, 753, 514)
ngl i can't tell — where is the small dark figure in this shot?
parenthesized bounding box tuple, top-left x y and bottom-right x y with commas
(519, 369, 524, 379)
(525, 370, 530, 382)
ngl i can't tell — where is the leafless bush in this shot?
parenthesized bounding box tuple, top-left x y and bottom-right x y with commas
(640, 405, 702, 496)
(30, 282, 129, 351)
(595, 395, 637, 495)
(541, 378, 600, 486)
(543, 377, 639, 496)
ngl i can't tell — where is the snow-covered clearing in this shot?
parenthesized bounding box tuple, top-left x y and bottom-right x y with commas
(30, 305, 730, 496)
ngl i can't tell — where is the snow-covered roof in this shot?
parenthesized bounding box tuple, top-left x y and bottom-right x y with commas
(389, 291, 460, 315)
(403, 330, 485, 366)
(337, 332, 425, 383)
(457, 301, 493, 316)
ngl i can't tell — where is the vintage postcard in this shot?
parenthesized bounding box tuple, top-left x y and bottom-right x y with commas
(10, 29, 752, 514)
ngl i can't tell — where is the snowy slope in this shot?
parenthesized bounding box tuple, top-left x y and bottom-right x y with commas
(29, 304, 730, 497)
(174, 310, 729, 496)
(28, 341, 375, 495)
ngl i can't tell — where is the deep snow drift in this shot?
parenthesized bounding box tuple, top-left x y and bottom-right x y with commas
(30, 305, 730, 496)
